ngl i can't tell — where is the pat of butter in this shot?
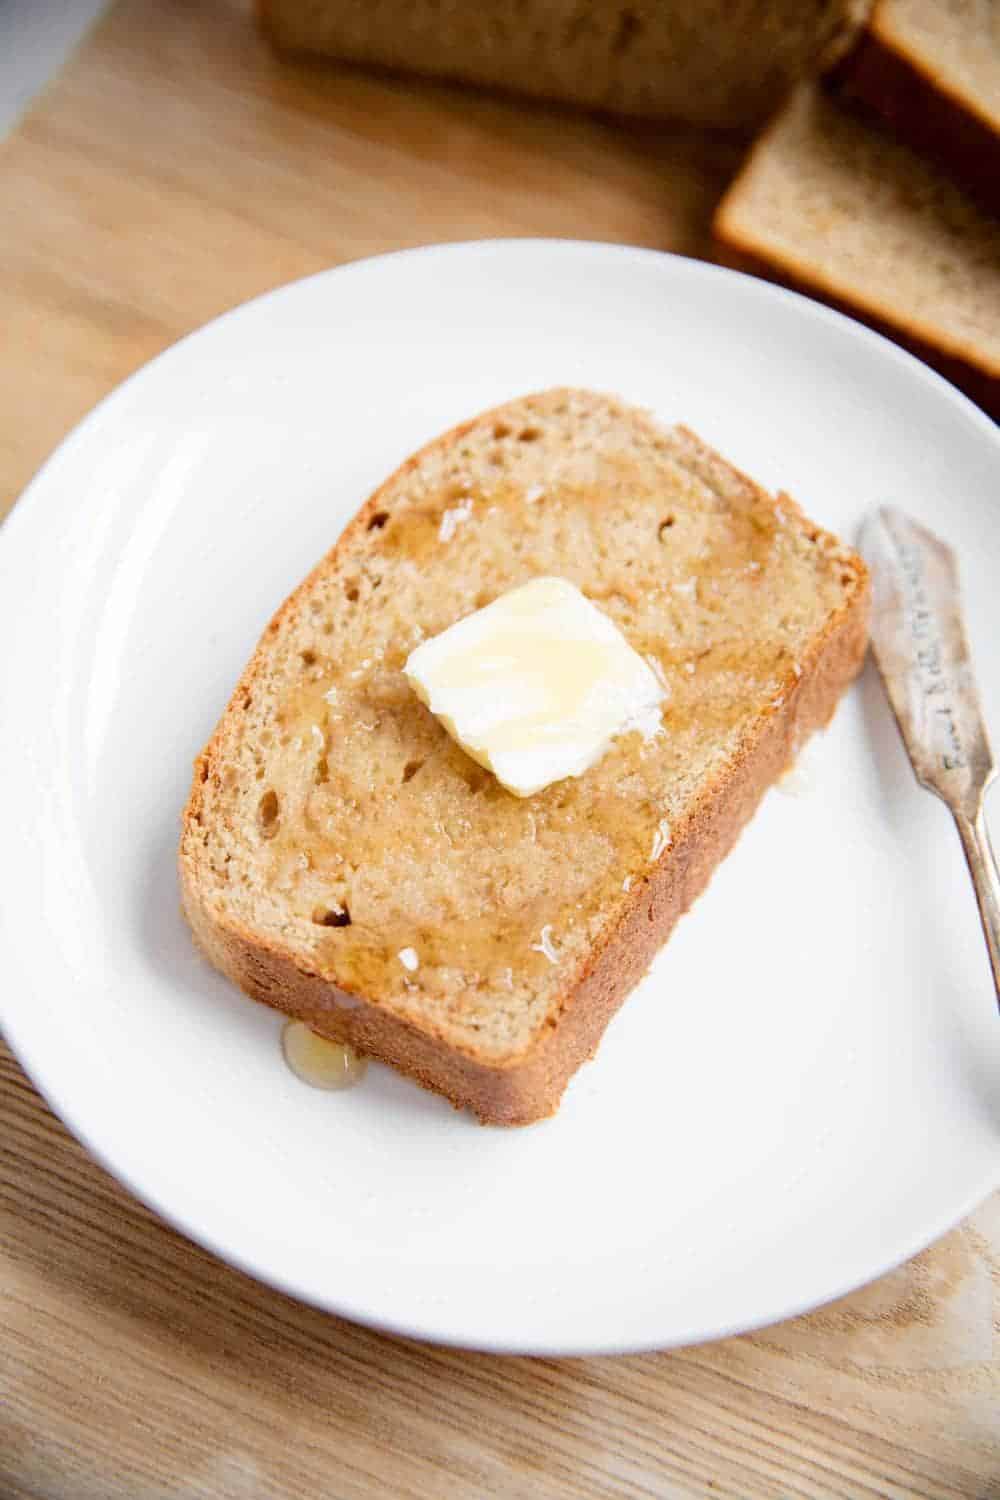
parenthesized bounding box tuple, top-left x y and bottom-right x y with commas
(404, 577, 665, 797)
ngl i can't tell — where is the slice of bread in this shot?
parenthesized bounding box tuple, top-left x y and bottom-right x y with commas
(256, 0, 869, 130)
(713, 84, 1000, 421)
(831, 0, 1000, 215)
(179, 389, 869, 1125)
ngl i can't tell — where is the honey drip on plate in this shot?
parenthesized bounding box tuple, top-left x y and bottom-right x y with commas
(282, 1020, 368, 1090)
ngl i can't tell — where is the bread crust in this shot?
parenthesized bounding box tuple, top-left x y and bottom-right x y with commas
(180, 397, 869, 1125)
(713, 234, 1000, 422)
(254, 0, 869, 131)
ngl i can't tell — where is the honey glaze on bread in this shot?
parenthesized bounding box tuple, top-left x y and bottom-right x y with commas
(180, 389, 869, 1124)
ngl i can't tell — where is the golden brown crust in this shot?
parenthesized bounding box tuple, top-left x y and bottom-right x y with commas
(179, 395, 869, 1125)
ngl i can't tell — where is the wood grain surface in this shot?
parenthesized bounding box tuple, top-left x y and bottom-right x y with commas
(1, 3, 998, 1496)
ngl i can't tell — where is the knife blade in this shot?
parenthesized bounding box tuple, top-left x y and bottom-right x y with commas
(859, 507, 1000, 1010)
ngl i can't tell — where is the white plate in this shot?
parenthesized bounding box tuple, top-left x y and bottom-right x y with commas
(2, 241, 998, 1356)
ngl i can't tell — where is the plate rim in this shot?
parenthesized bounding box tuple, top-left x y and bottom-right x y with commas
(2, 237, 998, 1356)
(4, 236, 998, 554)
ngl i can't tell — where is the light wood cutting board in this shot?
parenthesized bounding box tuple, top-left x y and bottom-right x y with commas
(1, 3, 998, 1496)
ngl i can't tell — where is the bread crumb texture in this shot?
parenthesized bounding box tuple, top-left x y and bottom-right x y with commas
(181, 390, 866, 1086)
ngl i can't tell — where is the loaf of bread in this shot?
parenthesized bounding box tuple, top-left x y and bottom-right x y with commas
(831, 0, 1000, 215)
(256, 0, 869, 129)
(179, 390, 869, 1125)
(713, 84, 1000, 421)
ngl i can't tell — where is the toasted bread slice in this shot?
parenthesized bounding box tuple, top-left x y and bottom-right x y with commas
(179, 389, 868, 1125)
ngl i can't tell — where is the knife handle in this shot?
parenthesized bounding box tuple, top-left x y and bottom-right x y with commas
(955, 805, 1000, 1013)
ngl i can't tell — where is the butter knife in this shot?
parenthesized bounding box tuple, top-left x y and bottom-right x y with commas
(860, 507, 1000, 1010)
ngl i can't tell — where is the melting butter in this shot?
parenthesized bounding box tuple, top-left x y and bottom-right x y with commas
(404, 576, 665, 797)
(429, 630, 618, 753)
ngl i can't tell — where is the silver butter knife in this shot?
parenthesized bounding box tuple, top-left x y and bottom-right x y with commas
(860, 507, 1000, 1010)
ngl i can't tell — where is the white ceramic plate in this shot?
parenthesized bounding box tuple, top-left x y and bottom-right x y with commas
(2, 241, 998, 1356)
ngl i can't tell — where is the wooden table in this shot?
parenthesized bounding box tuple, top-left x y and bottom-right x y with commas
(2, 4, 998, 1494)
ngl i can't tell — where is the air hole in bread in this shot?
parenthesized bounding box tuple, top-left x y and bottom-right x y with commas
(367, 511, 389, 531)
(257, 789, 279, 838)
(300, 649, 316, 667)
(492, 421, 511, 440)
(518, 426, 541, 443)
(613, 7, 641, 53)
(242, 693, 252, 711)
(315, 756, 329, 785)
(402, 758, 424, 783)
(659, 516, 676, 540)
(345, 582, 360, 603)
(312, 904, 350, 927)
(458, 763, 490, 793)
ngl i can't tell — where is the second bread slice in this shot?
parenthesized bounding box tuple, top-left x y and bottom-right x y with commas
(713, 83, 1000, 420)
(180, 389, 869, 1124)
